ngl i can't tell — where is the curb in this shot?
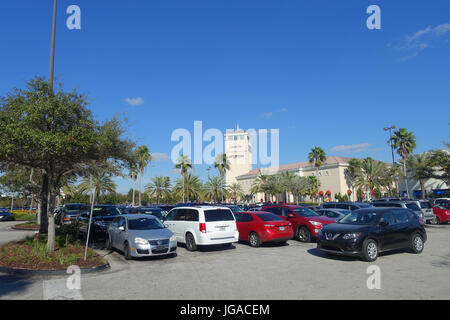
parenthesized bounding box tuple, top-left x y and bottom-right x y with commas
(11, 226, 40, 231)
(0, 262, 110, 276)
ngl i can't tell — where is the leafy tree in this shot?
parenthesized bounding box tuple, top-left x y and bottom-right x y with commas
(429, 142, 450, 187)
(0, 78, 134, 253)
(391, 128, 416, 198)
(406, 153, 434, 199)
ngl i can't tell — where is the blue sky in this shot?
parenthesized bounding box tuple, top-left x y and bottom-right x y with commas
(1, 0, 449, 193)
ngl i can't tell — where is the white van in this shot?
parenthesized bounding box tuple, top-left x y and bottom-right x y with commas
(163, 206, 239, 251)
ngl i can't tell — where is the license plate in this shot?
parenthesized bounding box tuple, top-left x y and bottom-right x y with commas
(218, 227, 226, 231)
(279, 227, 285, 231)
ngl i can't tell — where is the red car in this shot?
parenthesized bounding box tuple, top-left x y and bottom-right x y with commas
(262, 205, 336, 242)
(235, 212, 294, 247)
(432, 201, 450, 224)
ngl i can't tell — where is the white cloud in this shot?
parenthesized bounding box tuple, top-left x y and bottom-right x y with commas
(330, 143, 371, 153)
(124, 97, 144, 106)
(262, 112, 273, 119)
(151, 153, 170, 163)
(393, 23, 450, 60)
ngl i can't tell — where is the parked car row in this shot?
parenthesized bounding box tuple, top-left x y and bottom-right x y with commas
(46, 198, 450, 263)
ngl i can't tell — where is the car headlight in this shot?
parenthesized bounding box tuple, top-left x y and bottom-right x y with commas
(309, 221, 322, 227)
(170, 235, 177, 242)
(134, 237, 148, 245)
(342, 233, 361, 240)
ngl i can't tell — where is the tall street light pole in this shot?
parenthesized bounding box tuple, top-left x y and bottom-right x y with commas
(49, 0, 58, 91)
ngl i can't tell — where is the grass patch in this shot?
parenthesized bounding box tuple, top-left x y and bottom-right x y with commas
(0, 236, 106, 270)
(11, 211, 37, 222)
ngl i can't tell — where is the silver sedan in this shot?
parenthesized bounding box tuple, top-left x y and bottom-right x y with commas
(106, 214, 177, 260)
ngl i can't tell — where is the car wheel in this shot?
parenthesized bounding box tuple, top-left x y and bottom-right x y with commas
(296, 226, 311, 243)
(123, 242, 132, 260)
(249, 232, 261, 248)
(106, 235, 112, 251)
(410, 233, 424, 254)
(362, 239, 378, 262)
(185, 233, 197, 251)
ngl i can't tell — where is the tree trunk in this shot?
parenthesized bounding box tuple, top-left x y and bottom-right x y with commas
(29, 195, 34, 216)
(47, 190, 56, 253)
(420, 179, 426, 199)
(138, 170, 143, 206)
(39, 173, 49, 234)
(132, 179, 136, 206)
(403, 159, 410, 198)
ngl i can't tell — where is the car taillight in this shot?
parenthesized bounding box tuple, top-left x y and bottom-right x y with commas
(264, 224, 276, 228)
(199, 223, 206, 233)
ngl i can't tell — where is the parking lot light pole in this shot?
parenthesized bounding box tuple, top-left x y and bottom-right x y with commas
(49, 0, 57, 91)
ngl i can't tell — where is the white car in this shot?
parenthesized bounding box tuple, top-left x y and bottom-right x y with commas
(163, 206, 239, 251)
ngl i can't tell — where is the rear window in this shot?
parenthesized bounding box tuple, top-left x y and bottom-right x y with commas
(256, 213, 283, 222)
(419, 202, 432, 209)
(204, 209, 235, 222)
(405, 203, 420, 211)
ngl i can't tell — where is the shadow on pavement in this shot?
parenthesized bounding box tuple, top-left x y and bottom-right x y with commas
(0, 274, 34, 299)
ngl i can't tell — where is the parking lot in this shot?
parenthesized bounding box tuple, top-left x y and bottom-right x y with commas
(0, 221, 449, 300)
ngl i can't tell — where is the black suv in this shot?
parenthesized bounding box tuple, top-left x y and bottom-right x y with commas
(320, 202, 373, 211)
(317, 208, 426, 262)
(77, 205, 122, 240)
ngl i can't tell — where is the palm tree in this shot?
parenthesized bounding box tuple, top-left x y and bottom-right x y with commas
(392, 128, 416, 198)
(353, 158, 386, 201)
(135, 145, 152, 206)
(289, 176, 310, 204)
(145, 176, 172, 204)
(407, 153, 434, 199)
(204, 176, 227, 203)
(345, 158, 361, 201)
(214, 153, 230, 202)
(175, 155, 193, 203)
(173, 173, 202, 202)
(308, 147, 327, 201)
(78, 171, 117, 204)
(279, 171, 297, 203)
(250, 173, 269, 202)
(227, 183, 245, 204)
(128, 164, 138, 206)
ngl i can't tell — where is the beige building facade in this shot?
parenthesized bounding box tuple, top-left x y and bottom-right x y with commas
(234, 156, 360, 203)
(224, 129, 253, 186)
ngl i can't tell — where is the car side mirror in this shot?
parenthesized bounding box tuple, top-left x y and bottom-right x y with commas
(288, 213, 295, 219)
(379, 221, 388, 227)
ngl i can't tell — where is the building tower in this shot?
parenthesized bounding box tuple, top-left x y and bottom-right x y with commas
(224, 126, 253, 186)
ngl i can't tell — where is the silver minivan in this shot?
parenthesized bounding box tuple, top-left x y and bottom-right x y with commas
(418, 200, 436, 224)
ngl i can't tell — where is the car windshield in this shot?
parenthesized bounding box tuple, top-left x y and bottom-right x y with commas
(438, 201, 450, 209)
(204, 209, 235, 222)
(226, 206, 243, 213)
(128, 217, 165, 230)
(339, 211, 379, 225)
(420, 202, 432, 209)
(292, 208, 318, 217)
(257, 213, 283, 222)
(405, 203, 420, 211)
(65, 204, 87, 212)
(93, 206, 121, 216)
